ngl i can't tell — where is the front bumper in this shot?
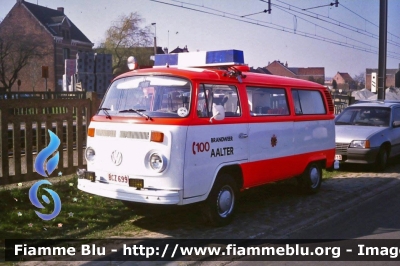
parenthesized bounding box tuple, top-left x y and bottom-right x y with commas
(77, 175, 182, 205)
(336, 147, 380, 164)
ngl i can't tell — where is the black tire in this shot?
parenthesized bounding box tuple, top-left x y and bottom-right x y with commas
(297, 162, 322, 194)
(375, 147, 389, 171)
(201, 173, 238, 227)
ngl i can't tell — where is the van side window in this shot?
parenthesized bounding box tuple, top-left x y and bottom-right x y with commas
(292, 89, 326, 115)
(197, 84, 241, 117)
(246, 87, 289, 116)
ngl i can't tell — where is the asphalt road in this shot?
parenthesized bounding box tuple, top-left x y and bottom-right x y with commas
(286, 179, 400, 240)
(230, 168, 400, 266)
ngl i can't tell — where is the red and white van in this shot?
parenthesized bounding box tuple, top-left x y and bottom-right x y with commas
(78, 50, 335, 226)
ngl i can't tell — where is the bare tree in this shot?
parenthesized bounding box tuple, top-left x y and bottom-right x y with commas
(353, 72, 365, 90)
(332, 79, 338, 90)
(98, 12, 152, 75)
(0, 24, 46, 91)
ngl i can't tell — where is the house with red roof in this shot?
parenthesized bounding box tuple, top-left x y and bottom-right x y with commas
(332, 72, 356, 91)
(264, 60, 325, 85)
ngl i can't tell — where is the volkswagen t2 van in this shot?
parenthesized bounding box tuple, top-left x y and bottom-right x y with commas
(78, 50, 335, 226)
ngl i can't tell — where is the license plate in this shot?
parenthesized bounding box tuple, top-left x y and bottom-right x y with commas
(108, 173, 129, 185)
(335, 154, 342, 161)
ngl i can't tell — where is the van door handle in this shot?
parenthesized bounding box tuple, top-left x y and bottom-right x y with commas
(239, 133, 248, 139)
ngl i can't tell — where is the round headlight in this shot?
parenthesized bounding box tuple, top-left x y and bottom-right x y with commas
(149, 153, 166, 172)
(85, 147, 96, 162)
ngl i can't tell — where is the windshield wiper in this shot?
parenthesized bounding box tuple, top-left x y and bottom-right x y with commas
(99, 108, 111, 119)
(119, 109, 152, 120)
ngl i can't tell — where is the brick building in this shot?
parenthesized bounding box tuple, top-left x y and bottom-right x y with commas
(332, 72, 356, 91)
(365, 68, 398, 90)
(0, 0, 93, 92)
(265, 61, 325, 85)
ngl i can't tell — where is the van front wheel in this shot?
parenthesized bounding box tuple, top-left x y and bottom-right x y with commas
(297, 162, 322, 194)
(202, 174, 238, 227)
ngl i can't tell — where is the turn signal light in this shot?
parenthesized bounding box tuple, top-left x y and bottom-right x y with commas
(88, 128, 95, 137)
(150, 131, 164, 142)
(365, 140, 370, 148)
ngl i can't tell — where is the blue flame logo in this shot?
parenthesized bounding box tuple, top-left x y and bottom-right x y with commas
(34, 130, 60, 177)
(29, 180, 61, 221)
(30, 130, 62, 220)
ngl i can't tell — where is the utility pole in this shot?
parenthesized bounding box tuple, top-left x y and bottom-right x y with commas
(377, 0, 387, 100)
(151, 23, 157, 55)
(255, 0, 271, 14)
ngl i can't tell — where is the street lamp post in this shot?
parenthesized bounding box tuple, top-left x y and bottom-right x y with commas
(168, 30, 178, 53)
(151, 23, 157, 55)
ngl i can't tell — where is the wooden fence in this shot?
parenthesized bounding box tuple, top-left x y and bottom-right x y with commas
(0, 91, 87, 100)
(0, 92, 101, 185)
(333, 93, 355, 114)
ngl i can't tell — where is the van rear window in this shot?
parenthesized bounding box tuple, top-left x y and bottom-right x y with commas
(292, 89, 326, 115)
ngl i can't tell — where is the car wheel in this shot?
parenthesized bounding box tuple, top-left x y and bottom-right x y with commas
(297, 162, 322, 194)
(201, 173, 238, 227)
(375, 147, 389, 171)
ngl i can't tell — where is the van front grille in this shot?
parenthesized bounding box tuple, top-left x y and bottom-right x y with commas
(95, 129, 116, 137)
(120, 131, 149, 140)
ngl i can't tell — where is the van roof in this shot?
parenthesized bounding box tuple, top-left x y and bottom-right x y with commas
(116, 66, 326, 89)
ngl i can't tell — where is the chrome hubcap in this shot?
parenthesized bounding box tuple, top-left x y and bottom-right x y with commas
(310, 167, 320, 188)
(217, 186, 234, 217)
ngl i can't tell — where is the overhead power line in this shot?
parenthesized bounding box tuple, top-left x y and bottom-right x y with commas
(241, 9, 270, 18)
(339, 2, 400, 42)
(148, 0, 400, 60)
(273, 4, 400, 57)
(274, 0, 400, 44)
(301, 2, 337, 11)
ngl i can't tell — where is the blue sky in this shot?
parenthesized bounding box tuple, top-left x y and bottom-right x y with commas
(1, 0, 399, 78)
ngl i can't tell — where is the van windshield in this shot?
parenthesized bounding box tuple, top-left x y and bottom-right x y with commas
(99, 76, 191, 118)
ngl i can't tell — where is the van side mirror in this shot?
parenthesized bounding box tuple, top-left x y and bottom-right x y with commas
(393, 121, 400, 128)
(210, 103, 225, 123)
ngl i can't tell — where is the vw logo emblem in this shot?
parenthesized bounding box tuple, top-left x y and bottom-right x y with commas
(111, 150, 123, 166)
